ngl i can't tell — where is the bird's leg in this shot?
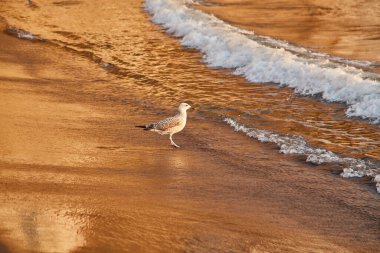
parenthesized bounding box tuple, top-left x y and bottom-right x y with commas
(169, 134, 180, 148)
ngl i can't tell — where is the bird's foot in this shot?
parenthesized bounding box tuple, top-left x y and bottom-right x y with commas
(171, 142, 180, 148)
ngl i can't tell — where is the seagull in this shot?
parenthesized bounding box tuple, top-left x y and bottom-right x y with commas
(136, 103, 192, 148)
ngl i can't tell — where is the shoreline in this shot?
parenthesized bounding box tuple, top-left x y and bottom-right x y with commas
(0, 29, 379, 253)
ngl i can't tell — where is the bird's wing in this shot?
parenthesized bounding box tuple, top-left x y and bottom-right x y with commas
(152, 116, 181, 131)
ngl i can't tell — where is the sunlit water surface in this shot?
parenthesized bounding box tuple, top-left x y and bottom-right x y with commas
(1, 0, 378, 160)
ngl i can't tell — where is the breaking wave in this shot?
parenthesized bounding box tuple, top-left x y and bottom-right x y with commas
(224, 117, 380, 193)
(144, 0, 380, 122)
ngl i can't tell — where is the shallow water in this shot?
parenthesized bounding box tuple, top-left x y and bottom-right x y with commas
(0, 1, 380, 252)
(0, 1, 379, 182)
(198, 0, 380, 67)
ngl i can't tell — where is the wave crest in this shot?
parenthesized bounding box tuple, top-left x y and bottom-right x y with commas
(145, 0, 380, 122)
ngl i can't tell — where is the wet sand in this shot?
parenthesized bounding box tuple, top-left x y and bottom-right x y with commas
(197, 0, 380, 69)
(1, 0, 379, 162)
(0, 30, 379, 253)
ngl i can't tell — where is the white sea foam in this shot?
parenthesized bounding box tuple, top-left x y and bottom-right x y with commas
(6, 26, 44, 41)
(144, 0, 380, 122)
(374, 175, 380, 193)
(244, 33, 378, 69)
(224, 117, 380, 193)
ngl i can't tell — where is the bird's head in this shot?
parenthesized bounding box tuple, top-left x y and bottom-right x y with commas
(179, 102, 192, 112)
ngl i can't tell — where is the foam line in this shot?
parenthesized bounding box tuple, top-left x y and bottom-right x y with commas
(144, 0, 380, 122)
(224, 118, 380, 193)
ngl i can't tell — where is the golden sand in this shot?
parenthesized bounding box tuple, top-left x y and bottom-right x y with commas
(0, 31, 379, 252)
